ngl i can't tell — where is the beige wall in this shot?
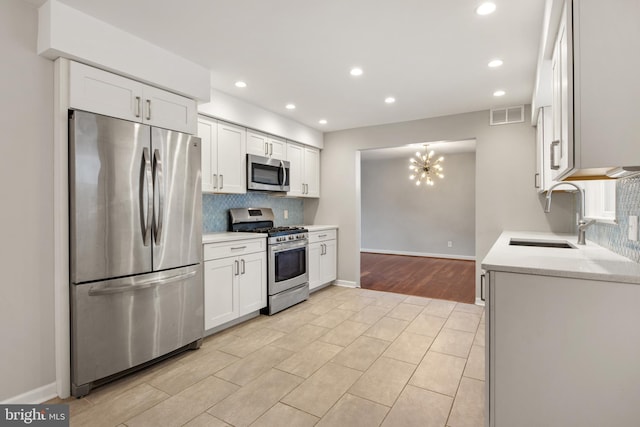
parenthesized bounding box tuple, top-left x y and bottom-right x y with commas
(0, 0, 55, 401)
(305, 107, 575, 296)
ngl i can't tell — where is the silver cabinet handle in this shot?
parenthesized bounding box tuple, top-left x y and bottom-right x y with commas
(234, 260, 240, 276)
(241, 259, 245, 275)
(302, 183, 305, 194)
(153, 148, 164, 244)
(231, 246, 247, 250)
(219, 174, 224, 189)
(146, 99, 151, 120)
(265, 142, 269, 156)
(135, 96, 141, 118)
(550, 140, 560, 170)
(141, 147, 153, 246)
(213, 174, 217, 189)
(269, 143, 273, 156)
(534, 173, 540, 189)
(480, 273, 486, 302)
(305, 183, 309, 194)
(318, 234, 327, 238)
(323, 243, 327, 255)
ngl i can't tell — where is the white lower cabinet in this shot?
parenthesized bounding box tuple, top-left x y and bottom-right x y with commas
(308, 229, 337, 291)
(485, 270, 640, 426)
(203, 238, 266, 330)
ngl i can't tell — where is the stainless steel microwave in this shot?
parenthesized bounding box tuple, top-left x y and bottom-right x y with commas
(247, 154, 290, 192)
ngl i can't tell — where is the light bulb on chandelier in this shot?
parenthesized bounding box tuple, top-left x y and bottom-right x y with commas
(408, 144, 444, 187)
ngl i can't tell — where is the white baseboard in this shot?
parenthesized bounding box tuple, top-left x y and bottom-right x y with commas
(361, 248, 476, 261)
(1, 382, 58, 404)
(334, 280, 358, 288)
(475, 298, 485, 307)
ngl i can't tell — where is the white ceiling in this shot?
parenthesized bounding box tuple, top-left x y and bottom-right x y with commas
(35, 0, 545, 132)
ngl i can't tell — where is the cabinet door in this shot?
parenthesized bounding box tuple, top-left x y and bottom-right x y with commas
(142, 85, 197, 134)
(69, 61, 142, 123)
(269, 137, 286, 160)
(216, 122, 246, 194)
(198, 118, 217, 192)
(286, 142, 304, 197)
(308, 242, 323, 291)
(238, 251, 267, 315)
(320, 240, 337, 284)
(247, 131, 269, 157)
(304, 147, 320, 198)
(535, 110, 544, 193)
(204, 258, 238, 330)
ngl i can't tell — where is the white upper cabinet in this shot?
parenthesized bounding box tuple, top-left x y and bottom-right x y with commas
(547, 0, 640, 180)
(535, 106, 574, 193)
(286, 142, 320, 198)
(198, 116, 246, 194)
(247, 130, 286, 160)
(69, 61, 197, 134)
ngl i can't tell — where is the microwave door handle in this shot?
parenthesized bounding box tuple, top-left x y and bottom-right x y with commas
(280, 160, 287, 188)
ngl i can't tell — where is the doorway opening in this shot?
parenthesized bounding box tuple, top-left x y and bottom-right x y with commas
(358, 139, 476, 304)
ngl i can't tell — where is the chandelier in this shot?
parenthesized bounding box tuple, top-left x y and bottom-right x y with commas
(409, 145, 444, 186)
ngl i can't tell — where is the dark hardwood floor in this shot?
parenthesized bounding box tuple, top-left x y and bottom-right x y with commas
(360, 252, 476, 304)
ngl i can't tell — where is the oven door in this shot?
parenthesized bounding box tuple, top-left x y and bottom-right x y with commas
(269, 240, 308, 295)
(247, 154, 290, 192)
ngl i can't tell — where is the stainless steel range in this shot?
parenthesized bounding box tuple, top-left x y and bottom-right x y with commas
(229, 208, 309, 314)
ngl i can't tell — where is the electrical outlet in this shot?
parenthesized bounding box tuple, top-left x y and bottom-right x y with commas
(629, 215, 638, 241)
(284, 209, 288, 219)
(447, 241, 453, 247)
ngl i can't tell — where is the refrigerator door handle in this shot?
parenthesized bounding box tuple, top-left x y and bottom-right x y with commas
(141, 147, 153, 246)
(87, 270, 197, 296)
(153, 149, 164, 244)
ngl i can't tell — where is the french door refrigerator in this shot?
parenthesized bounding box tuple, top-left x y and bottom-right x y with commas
(69, 110, 203, 397)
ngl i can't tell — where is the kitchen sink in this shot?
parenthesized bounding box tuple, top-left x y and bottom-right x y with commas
(509, 238, 576, 249)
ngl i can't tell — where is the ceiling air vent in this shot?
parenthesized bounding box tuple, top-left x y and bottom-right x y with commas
(490, 105, 524, 125)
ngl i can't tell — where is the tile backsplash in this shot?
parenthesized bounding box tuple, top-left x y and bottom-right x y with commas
(587, 175, 640, 262)
(203, 193, 304, 233)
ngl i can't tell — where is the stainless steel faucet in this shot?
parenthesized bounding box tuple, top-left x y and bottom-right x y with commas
(544, 182, 596, 245)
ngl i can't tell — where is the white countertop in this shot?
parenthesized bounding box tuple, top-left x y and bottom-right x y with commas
(202, 232, 267, 244)
(302, 225, 338, 232)
(481, 231, 640, 284)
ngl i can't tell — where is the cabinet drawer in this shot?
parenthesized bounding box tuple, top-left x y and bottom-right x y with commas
(308, 229, 336, 244)
(204, 238, 265, 261)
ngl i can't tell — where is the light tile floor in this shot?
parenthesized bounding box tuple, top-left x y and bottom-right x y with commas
(52, 285, 485, 427)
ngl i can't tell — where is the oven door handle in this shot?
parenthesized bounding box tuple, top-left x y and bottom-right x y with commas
(271, 240, 308, 253)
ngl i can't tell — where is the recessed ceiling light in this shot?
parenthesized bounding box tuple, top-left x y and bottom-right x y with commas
(318, 119, 328, 125)
(493, 90, 506, 97)
(385, 97, 396, 104)
(234, 81, 247, 88)
(350, 67, 363, 76)
(488, 59, 503, 68)
(285, 103, 296, 110)
(476, 2, 496, 15)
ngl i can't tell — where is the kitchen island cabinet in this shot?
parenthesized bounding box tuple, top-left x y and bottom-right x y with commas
(482, 231, 640, 426)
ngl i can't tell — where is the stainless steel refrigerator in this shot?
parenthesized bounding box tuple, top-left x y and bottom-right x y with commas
(69, 110, 203, 397)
